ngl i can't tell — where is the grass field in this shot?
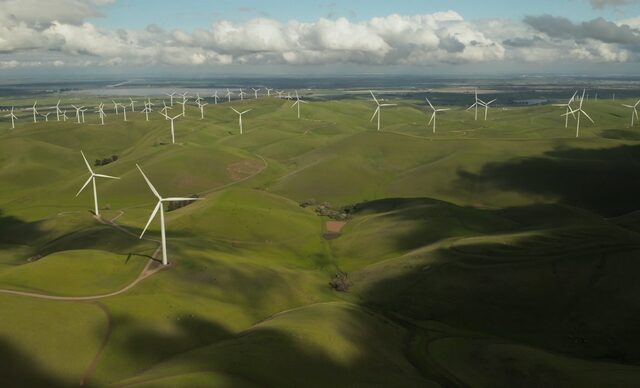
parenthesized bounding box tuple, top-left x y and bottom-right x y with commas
(1, 94, 640, 387)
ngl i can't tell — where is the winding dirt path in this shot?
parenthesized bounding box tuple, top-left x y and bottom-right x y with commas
(80, 302, 113, 386)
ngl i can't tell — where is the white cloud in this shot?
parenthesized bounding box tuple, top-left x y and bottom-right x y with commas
(0, 1, 638, 70)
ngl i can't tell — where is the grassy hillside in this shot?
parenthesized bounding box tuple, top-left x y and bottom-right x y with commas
(1, 95, 640, 387)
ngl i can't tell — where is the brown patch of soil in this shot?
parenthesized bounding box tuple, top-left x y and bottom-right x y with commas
(326, 221, 347, 233)
(227, 159, 264, 181)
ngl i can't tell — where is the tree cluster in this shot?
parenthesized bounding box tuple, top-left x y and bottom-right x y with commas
(94, 154, 118, 166)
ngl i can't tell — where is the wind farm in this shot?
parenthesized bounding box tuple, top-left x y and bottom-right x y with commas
(2, 1, 640, 387)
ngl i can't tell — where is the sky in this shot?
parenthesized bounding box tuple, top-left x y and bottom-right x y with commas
(1, 0, 640, 77)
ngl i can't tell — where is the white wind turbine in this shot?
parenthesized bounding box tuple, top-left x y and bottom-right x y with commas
(291, 90, 308, 119)
(62, 110, 68, 121)
(265, 88, 273, 97)
(622, 99, 640, 127)
(552, 91, 578, 128)
(142, 104, 152, 121)
(53, 100, 63, 121)
(76, 150, 120, 217)
(26, 101, 39, 123)
(177, 97, 187, 117)
(112, 100, 120, 115)
(165, 91, 177, 106)
(276, 90, 284, 99)
(370, 91, 396, 131)
(238, 89, 246, 101)
(196, 99, 208, 120)
(129, 97, 138, 112)
(80, 108, 88, 123)
(119, 103, 128, 122)
(231, 107, 252, 134)
(562, 89, 594, 138)
(481, 98, 496, 120)
(5, 106, 17, 129)
(41, 112, 52, 122)
(160, 100, 172, 119)
(226, 88, 233, 102)
(71, 105, 84, 124)
(212, 90, 219, 104)
(137, 164, 202, 265)
(161, 112, 184, 143)
(425, 97, 450, 133)
(466, 90, 486, 121)
(252, 88, 261, 99)
(96, 103, 107, 125)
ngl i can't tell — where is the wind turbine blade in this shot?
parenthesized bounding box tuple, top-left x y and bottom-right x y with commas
(140, 202, 161, 238)
(231, 107, 240, 114)
(370, 107, 380, 122)
(581, 110, 595, 124)
(437, 108, 451, 112)
(369, 91, 378, 104)
(622, 104, 634, 108)
(381, 104, 397, 107)
(428, 113, 435, 125)
(136, 164, 162, 200)
(425, 98, 435, 111)
(164, 197, 203, 202)
(80, 150, 93, 173)
(242, 109, 252, 114)
(486, 99, 496, 105)
(76, 176, 93, 197)
(466, 103, 476, 111)
(94, 174, 120, 179)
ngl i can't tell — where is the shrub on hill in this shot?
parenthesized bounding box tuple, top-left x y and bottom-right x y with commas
(167, 194, 200, 212)
(314, 202, 351, 221)
(329, 272, 351, 292)
(94, 155, 119, 167)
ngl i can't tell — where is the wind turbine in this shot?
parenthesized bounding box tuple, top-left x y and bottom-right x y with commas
(238, 89, 246, 101)
(252, 88, 261, 99)
(196, 99, 208, 120)
(291, 90, 308, 119)
(96, 103, 107, 125)
(161, 112, 184, 143)
(53, 100, 62, 121)
(622, 99, 640, 127)
(41, 112, 52, 122)
(76, 150, 120, 217)
(26, 101, 39, 123)
(142, 104, 152, 121)
(425, 97, 450, 133)
(265, 88, 273, 97)
(276, 90, 284, 99)
(226, 88, 233, 102)
(129, 97, 138, 112)
(112, 100, 120, 115)
(71, 105, 84, 124)
(370, 91, 396, 131)
(160, 100, 172, 119)
(4, 106, 17, 129)
(62, 110, 68, 121)
(119, 104, 128, 122)
(552, 91, 578, 128)
(231, 107, 252, 134)
(563, 90, 594, 138)
(466, 90, 486, 121)
(137, 164, 202, 266)
(80, 108, 88, 123)
(176, 98, 187, 117)
(212, 90, 219, 104)
(165, 91, 176, 106)
(482, 98, 496, 120)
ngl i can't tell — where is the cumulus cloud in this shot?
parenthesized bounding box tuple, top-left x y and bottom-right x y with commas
(0, 0, 639, 69)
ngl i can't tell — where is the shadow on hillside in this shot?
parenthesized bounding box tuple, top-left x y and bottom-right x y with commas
(0, 338, 65, 387)
(111, 305, 437, 388)
(355, 208, 640, 366)
(456, 145, 640, 216)
(0, 210, 48, 244)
